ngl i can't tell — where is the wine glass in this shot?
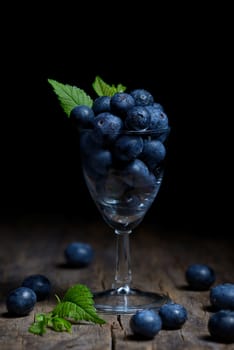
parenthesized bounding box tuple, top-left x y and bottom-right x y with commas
(78, 120, 170, 314)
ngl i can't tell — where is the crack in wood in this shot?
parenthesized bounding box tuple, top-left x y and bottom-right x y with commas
(180, 329, 185, 342)
(117, 315, 124, 331)
(101, 278, 106, 290)
(111, 322, 116, 350)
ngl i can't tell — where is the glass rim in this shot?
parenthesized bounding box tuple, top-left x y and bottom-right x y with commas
(79, 126, 170, 136)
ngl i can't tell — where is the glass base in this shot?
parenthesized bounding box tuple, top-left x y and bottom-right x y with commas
(93, 287, 170, 314)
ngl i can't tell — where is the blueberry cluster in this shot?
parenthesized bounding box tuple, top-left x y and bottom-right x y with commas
(208, 283, 234, 342)
(130, 264, 234, 342)
(6, 274, 51, 316)
(70, 89, 170, 230)
(130, 302, 188, 339)
(185, 263, 234, 343)
(70, 89, 169, 135)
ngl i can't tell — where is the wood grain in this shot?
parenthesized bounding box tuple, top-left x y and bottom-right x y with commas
(0, 219, 233, 349)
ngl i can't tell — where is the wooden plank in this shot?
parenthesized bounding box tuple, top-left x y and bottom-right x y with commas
(0, 220, 234, 349)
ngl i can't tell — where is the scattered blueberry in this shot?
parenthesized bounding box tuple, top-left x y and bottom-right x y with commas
(22, 274, 51, 301)
(130, 309, 162, 339)
(210, 283, 234, 310)
(6, 287, 37, 316)
(185, 264, 216, 290)
(64, 242, 94, 267)
(208, 310, 234, 343)
(159, 302, 188, 329)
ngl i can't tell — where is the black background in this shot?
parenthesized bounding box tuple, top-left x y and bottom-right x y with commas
(1, 5, 232, 234)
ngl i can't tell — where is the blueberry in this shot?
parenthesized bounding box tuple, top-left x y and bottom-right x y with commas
(122, 159, 150, 187)
(125, 106, 151, 131)
(146, 104, 169, 131)
(210, 283, 234, 310)
(79, 130, 100, 158)
(64, 242, 94, 267)
(114, 135, 144, 162)
(97, 173, 127, 200)
(208, 310, 234, 343)
(185, 264, 216, 290)
(140, 140, 166, 171)
(130, 89, 154, 106)
(92, 96, 111, 115)
(159, 303, 188, 329)
(156, 126, 171, 143)
(141, 172, 162, 194)
(110, 92, 135, 116)
(22, 274, 51, 301)
(6, 287, 37, 316)
(70, 105, 95, 129)
(130, 309, 162, 339)
(80, 131, 112, 179)
(87, 148, 112, 176)
(92, 112, 123, 145)
(149, 102, 164, 112)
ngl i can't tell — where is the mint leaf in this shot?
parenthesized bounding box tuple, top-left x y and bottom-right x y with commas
(28, 284, 106, 336)
(116, 83, 126, 92)
(60, 284, 105, 324)
(28, 313, 50, 335)
(54, 301, 106, 324)
(53, 301, 81, 320)
(29, 313, 72, 335)
(48, 79, 93, 116)
(54, 300, 105, 325)
(92, 76, 126, 97)
(29, 321, 47, 336)
(50, 317, 72, 332)
(62, 284, 94, 305)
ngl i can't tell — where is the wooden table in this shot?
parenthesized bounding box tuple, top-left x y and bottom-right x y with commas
(0, 218, 233, 349)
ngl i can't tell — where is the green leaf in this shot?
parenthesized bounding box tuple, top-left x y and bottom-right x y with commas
(28, 284, 106, 336)
(116, 83, 127, 93)
(63, 284, 105, 324)
(28, 321, 47, 336)
(62, 284, 94, 305)
(48, 79, 93, 116)
(62, 284, 106, 324)
(53, 300, 105, 325)
(92, 76, 126, 97)
(29, 313, 72, 335)
(50, 317, 72, 332)
(53, 301, 81, 321)
(56, 284, 106, 324)
(28, 313, 49, 335)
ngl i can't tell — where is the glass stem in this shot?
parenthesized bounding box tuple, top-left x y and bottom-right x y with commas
(112, 229, 132, 294)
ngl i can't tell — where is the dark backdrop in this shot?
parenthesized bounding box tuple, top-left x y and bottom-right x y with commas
(1, 5, 232, 234)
